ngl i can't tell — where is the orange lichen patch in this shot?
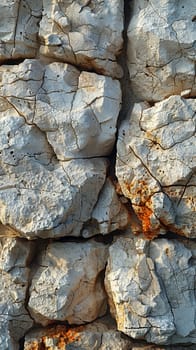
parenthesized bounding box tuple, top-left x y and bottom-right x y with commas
(114, 179, 160, 240)
(124, 179, 152, 203)
(136, 206, 159, 240)
(44, 325, 83, 345)
(122, 180, 159, 239)
(26, 325, 84, 350)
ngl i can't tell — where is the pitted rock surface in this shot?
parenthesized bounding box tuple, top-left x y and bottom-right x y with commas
(28, 240, 108, 325)
(0, 109, 107, 238)
(0, 0, 196, 348)
(105, 235, 196, 344)
(0, 0, 42, 61)
(0, 59, 121, 160)
(0, 238, 33, 350)
(39, 0, 124, 78)
(116, 96, 196, 238)
(127, 0, 196, 101)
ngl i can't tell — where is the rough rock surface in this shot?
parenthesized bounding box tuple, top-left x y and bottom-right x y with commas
(0, 126, 107, 239)
(0, 0, 196, 349)
(0, 0, 42, 61)
(127, 0, 196, 101)
(39, 0, 124, 78)
(0, 238, 33, 350)
(82, 178, 130, 238)
(24, 316, 131, 350)
(116, 96, 196, 238)
(28, 240, 108, 325)
(105, 234, 196, 344)
(0, 59, 121, 159)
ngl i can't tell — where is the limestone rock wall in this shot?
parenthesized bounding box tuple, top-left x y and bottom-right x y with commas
(0, 0, 195, 349)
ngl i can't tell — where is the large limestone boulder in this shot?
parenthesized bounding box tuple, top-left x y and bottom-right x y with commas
(0, 108, 107, 238)
(28, 241, 108, 325)
(0, 0, 42, 61)
(24, 316, 131, 350)
(0, 58, 114, 239)
(39, 0, 124, 78)
(105, 235, 196, 345)
(0, 59, 121, 159)
(0, 238, 33, 350)
(127, 0, 196, 101)
(116, 96, 196, 238)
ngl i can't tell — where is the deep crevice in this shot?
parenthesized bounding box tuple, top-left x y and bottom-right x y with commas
(108, 0, 134, 181)
(0, 58, 25, 66)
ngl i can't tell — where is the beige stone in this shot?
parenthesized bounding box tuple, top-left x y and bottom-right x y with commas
(28, 241, 108, 325)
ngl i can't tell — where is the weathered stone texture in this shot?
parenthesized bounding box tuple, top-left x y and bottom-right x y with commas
(0, 0, 42, 61)
(128, 0, 196, 101)
(116, 96, 196, 238)
(82, 178, 130, 238)
(0, 0, 196, 348)
(28, 240, 108, 325)
(0, 59, 121, 160)
(105, 235, 196, 344)
(39, 0, 124, 78)
(0, 58, 124, 239)
(24, 317, 131, 350)
(0, 238, 33, 350)
(0, 131, 107, 238)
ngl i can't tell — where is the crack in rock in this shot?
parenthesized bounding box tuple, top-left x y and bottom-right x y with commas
(116, 96, 196, 238)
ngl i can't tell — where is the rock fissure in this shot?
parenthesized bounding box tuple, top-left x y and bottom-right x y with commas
(0, 0, 196, 349)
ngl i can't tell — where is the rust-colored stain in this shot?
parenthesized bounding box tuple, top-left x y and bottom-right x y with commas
(26, 325, 83, 350)
(124, 180, 151, 202)
(136, 205, 158, 240)
(121, 180, 159, 240)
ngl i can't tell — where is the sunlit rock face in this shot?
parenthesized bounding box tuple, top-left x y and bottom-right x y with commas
(28, 241, 108, 326)
(116, 96, 196, 239)
(0, 59, 123, 239)
(0, 0, 42, 61)
(0, 0, 196, 349)
(127, 0, 196, 101)
(0, 59, 121, 160)
(39, 0, 124, 78)
(105, 235, 196, 344)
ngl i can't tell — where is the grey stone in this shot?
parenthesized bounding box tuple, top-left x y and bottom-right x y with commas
(0, 238, 33, 350)
(0, 0, 42, 61)
(127, 0, 196, 101)
(105, 235, 196, 344)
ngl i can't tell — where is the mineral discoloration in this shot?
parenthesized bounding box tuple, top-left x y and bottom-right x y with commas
(116, 96, 196, 238)
(24, 317, 132, 350)
(0, 0, 196, 349)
